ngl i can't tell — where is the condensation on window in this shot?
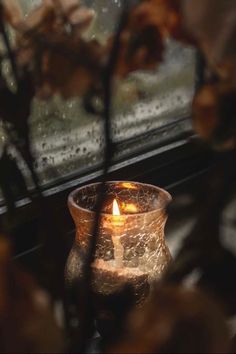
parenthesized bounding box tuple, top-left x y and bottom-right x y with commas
(0, 0, 196, 190)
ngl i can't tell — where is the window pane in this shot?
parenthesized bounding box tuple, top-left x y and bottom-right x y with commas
(0, 0, 196, 190)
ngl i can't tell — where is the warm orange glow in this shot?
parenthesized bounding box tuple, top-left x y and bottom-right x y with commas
(120, 182, 138, 190)
(112, 199, 121, 216)
(122, 203, 138, 214)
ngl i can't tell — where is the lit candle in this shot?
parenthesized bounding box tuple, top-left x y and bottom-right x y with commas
(66, 181, 172, 339)
(66, 181, 172, 300)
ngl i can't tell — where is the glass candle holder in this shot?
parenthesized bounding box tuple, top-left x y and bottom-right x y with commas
(65, 181, 172, 338)
(66, 181, 171, 293)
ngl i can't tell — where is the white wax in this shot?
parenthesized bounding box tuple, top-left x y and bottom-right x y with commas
(111, 235, 124, 268)
(93, 259, 146, 277)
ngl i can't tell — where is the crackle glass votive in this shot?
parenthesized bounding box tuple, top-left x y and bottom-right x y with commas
(65, 181, 172, 305)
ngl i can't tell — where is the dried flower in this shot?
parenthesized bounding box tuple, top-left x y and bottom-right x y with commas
(193, 83, 236, 150)
(132, 0, 194, 44)
(1, 0, 23, 29)
(182, 0, 236, 81)
(3, 0, 100, 99)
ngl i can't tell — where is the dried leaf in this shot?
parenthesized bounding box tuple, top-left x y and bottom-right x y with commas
(32, 36, 103, 98)
(2, 0, 23, 29)
(182, 0, 236, 80)
(108, 2, 165, 78)
(114, 25, 164, 77)
(129, 0, 194, 44)
(109, 286, 230, 353)
(0, 243, 64, 353)
(193, 83, 236, 150)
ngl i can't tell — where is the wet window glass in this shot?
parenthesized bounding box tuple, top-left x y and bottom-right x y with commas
(0, 0, 196, 189)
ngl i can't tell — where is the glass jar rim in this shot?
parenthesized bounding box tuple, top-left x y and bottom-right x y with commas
(68, 181, 172, 217)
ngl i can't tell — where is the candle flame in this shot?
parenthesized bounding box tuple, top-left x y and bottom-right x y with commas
(112, 199, 121, 216)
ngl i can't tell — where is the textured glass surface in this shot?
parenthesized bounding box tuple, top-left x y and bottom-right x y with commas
(66, 182, 172, 302)
(0, 1, 196, 190)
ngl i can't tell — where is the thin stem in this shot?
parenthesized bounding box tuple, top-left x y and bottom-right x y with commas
(70, 2, 131, 352)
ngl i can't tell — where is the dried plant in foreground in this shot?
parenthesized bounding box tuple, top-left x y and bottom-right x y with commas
(108, 286, 231, 354)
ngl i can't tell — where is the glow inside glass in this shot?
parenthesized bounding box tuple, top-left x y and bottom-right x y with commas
(66, 181, 172, 303)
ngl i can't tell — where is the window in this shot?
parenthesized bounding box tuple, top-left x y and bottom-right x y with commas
(0, 0, 196, 192)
